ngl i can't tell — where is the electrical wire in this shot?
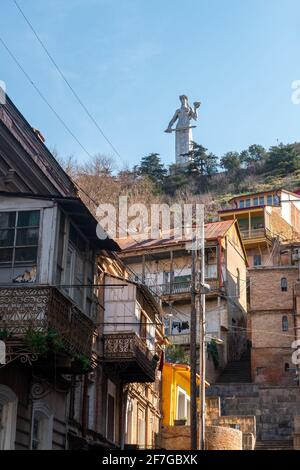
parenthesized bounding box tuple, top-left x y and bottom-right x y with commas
(0, 30, 250, 335)
(0, 35, 94, 160)
(12, 0, 122, 161)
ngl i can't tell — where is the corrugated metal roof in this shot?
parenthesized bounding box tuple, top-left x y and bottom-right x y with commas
(118, 220, 235, 252)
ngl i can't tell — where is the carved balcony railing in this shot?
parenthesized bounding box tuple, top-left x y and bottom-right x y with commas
(103, 332, 158, 383)
(240, 227, 265, 240)
(0, 285, 97, 358)
(148, 278, 221, 298)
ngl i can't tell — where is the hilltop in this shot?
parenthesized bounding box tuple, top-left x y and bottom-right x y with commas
(60, 142, 300, 222)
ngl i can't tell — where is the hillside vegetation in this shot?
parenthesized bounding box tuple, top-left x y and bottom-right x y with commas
(59, 142, 300, 223)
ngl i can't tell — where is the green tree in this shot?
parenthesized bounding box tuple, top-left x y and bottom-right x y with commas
(138, 153, 167, 186)
(163, 164, 188, 195)
(240, 144, 267, 170)
(186, 142, 218, 178)
(220, 151, 241, 173)
(165, 344, 190, 365)
(265, 143, 300, 174)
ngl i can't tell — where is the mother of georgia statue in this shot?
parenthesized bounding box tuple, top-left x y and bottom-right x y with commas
(165, 95, 201, 166)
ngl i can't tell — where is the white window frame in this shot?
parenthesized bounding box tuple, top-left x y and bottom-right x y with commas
(0, 209, 41, 269)
(176, 386, 190, 425)
(30, 402, 53, 450)
(0, 385, 18, 450)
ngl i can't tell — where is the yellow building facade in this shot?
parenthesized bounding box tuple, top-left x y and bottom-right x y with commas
(161, 363, 203, 426)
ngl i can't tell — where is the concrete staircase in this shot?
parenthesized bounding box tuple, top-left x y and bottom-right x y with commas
(255, 440, 294, 451)
(217, 359, 252, 383)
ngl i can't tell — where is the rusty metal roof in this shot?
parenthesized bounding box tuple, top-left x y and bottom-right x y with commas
(118, 220, 235, 252)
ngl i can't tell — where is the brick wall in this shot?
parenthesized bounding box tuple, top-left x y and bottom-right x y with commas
(251, 347, 296, 385)
(249, 266, 300, 386)
(249, 267, 298, 311)
(157, 425, 243, 450)
(205, 426, 243, 450)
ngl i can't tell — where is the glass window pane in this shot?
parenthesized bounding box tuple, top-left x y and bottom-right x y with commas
(32, 416, 40, 450)
(253, 197, 259, 206)
(75, 255, 84, 282)
(0, 212, 16, 228)
(0, 229, 14, 247)
(15, 247, 37, 263)
(239, 200, 244, 208)
(259, 196, 264, 205)
(0, 248, 13, 263)
(267, 195, 273, 205)
(245, 199, 251, 207)
(253, 255, 261, 266)
(17, 211, 40, 227)
(16, 228, 39, 246)
(69, 224, 77, 246)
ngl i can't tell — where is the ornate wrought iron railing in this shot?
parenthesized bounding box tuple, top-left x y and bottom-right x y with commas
(103, 332, 157, 382)
(103, 332, 153, 360)
(0, 285, 97, 357)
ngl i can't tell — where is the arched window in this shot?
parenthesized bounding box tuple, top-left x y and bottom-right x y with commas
(0, 385, 18, 450)
(282, 316, 289, 332)
(30, 402, 53, 450)
(281, 278, 288, 292)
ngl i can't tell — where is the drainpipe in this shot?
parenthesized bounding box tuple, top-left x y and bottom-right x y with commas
(217, 238, 223, 289)
(120, 384, 128, 450)
(81, 374, 88, 440)
(293, 287, 300, 387)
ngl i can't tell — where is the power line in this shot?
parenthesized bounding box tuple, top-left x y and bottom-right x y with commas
(12, 0, 122, 161)
(0, 35, 94, 160)
(229, 323, 300, 341)
(0, 34, 162, 312)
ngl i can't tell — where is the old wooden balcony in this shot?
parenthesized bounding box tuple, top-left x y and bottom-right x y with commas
(240, 227, 266, 241)
(148, 278, 222, 302)
(102, 332, 158, 383)
(0, 285, 97, 368)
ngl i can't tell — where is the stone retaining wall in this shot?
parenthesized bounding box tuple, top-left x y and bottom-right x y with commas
(207, 384, 300, 440)
(157, 425, 243, 450)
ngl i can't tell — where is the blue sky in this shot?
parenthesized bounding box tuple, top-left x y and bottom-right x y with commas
(1, 0, 300, 170)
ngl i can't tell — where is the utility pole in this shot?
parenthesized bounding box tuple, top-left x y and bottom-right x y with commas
(190, 236, 198, 449)
(199, 219, 206, 450)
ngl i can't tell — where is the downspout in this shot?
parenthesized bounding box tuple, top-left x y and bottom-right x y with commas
(217, 237, 223, 289)
(171, 366, 175, 425)
(81, 374, 88, 441)
(120, 383, 128, 450)
(293, 287, 300, 387)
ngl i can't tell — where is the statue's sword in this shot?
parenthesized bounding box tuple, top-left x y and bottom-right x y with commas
(166, 126, 197, 133)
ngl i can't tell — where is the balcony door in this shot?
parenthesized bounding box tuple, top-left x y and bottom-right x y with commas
(0, 385, 17, 450)
(163, 271, 174, 294)
(64, 243, 85, 309)
(137, 406, 146, 449)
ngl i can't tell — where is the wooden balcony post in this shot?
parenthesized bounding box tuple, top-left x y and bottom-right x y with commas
(248, 211, 251, 239)
(142, 254, 146, 283)
(170, 250, 174, 294)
